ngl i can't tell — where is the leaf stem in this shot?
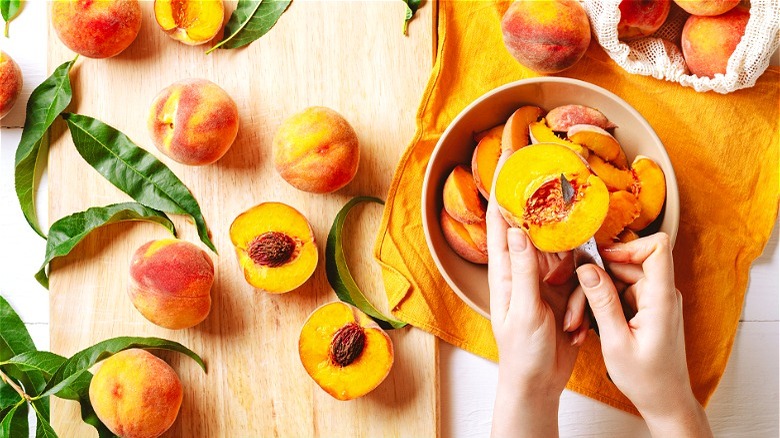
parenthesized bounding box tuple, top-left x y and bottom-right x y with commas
(4, 21, 9, 38)
(0, 367, 32, 402)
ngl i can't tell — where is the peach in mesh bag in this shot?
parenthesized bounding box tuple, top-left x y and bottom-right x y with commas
(583, 0, 780, 94)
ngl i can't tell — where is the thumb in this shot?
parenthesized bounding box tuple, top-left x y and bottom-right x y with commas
(577, 264, 630, 344)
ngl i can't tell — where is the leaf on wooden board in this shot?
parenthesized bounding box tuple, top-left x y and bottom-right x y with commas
(402, 0, 421, 35)
(33, 407, 57, 438)
(42, 337, 205, 397)
(33, 202, 177, 288)
(60, 113, 216, 253)
(206, 0, 291, 53)
(54, 372, 114, 438)
(0, 401, 28, 438)
(326, 197, 407, 330)
(1, 0, 21, 37)
(14, 56, 78, 238)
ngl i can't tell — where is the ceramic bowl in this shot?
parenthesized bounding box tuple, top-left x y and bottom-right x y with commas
(421, 77, 679, 319)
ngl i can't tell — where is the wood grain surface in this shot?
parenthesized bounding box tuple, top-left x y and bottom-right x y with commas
(47, 1, 437, 436)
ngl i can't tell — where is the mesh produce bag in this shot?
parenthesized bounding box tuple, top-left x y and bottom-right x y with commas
(583, 0, 779, 94)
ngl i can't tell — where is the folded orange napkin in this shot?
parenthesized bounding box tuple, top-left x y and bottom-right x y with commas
(374, 0, 779, 414)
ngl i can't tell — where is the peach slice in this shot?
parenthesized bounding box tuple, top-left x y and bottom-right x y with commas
(443, 165, 487, 224)
(230, 202, 318, 293)
(154, 0, 225, 46)
(568, 124, 628, 168)
(463, 220, 488, 254)
(546, 104, 617, 132)
(501, 106, 543, 154)
(587, 155, 635, 191)
(299, 302, 394, 401)
(628, 156, 666, 231)
(594, 191, 641, 246)
(471, 124, 504, 198)
(495, 143, 609, 252)
(529, 119, 589, 157)
(441, 209, 488, 264)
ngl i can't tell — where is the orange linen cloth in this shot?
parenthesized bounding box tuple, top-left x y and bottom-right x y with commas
(374, 0, 779, 415)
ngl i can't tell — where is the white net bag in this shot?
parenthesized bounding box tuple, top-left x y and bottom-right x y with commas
(583, 0, 780, 94)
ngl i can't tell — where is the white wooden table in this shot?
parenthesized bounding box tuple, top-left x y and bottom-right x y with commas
(2, 2, 777, 436)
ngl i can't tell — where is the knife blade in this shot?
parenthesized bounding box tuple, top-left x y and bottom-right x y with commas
(561, 174, 602, 336)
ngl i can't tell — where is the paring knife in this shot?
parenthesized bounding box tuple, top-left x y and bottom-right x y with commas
(561, 174, 602, 336)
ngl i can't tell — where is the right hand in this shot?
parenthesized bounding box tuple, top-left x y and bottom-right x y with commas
(575, 233, 712, 437)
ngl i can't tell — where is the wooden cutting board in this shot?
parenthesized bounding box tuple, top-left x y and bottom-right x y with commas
(47, 1, 437, 436)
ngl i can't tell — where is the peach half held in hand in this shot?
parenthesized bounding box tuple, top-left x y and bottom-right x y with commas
(129, 239, 214, 330)
(501, 0, 591, 74)
(0, 52, 23, 119)
(51, 0, 142, 59)
(495, 143, 609, 252)
(89, 349, 183, 438)
(148, 78, 239, 165)
(230, 202, 318, 293)
(154, 0, 225, 45)
(273, 106, 360, 193)
(299, 302, 394, 401)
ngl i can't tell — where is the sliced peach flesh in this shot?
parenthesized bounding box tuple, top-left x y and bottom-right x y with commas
(298, 302, 394, 401)
(229, 202, 318, 293)
(568, 124, 628, 168)
(529, 119, 589, 158)
(440, 209, 488, 264)
(502, 106, 543, 154)
(443, 165, 486, 224)
(595, 190, 641, 246)
(471, 124, 504, 198)
(154, 0, 225, 46)
(587, 154, 635, 191)
(628, 156, 666, 231)
(495, 143, 609, 252)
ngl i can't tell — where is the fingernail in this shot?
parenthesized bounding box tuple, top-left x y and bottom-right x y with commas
(572, 329, 587, 346)
(563, 309, 572, 331)
(577, 265, 600, 288)
(507, 229, 527, 251)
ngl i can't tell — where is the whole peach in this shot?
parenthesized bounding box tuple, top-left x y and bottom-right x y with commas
(618, 0, 671, 40)
(674, 0, 740, 16)
(147, 78, 239, 166)
(129, 239, 213, 329)
(89, 349, 183, 438)
(51, 0, 142, 59)
(0, 52, 23, 119)
(681, 6, 749, 78)
(273, 106, 360, 193)
(501, 0, 591, 74)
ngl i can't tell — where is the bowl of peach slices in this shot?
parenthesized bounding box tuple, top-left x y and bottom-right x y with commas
(422, 77, 679, 318)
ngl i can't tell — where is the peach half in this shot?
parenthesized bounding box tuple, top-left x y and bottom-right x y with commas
(529, 119, 589, 157)
(230, 202, 318, 293)
(628, 156, 666, 231)
(0, 52, 23, 119)
(502, 105, 543, 154)
(129, 239, 214, 330)
(471, 124, 503, 198)
(89, 349, 183, 438)
(299, 302, 394, 401)
(440, 209, 488, 265)
(443, 165, 486, 224)
(148, 78, 239, 166)
(51, 0, 142, 59)
(568, 124, 628, 168)
(154, 0, 225, 45)
(495, 143, 609, 252)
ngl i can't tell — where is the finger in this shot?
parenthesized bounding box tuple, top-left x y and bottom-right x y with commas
(506, 228, 541, 318)
(605, 261, 644, 285)
(487, 165, 512, 322)
(602, 233, 676, 306)
(544, 251, 575, 286)
(570, 320, 590, 347)
(564, 286, 586, 332)
(621, 284, 638, 320)
(576, 264, 631, 344)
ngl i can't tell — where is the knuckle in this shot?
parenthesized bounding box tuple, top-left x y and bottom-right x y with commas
(654, 232, 671, 249)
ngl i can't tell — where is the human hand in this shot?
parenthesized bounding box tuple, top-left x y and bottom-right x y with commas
(488, 154, 589, 437)
(576, 233, 712, 437)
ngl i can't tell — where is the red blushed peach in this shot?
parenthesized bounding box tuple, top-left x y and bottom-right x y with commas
(618, 0, 671, 40)
(501, 0, 591, 74)
(129, 239, 213, 330)
(681, 6, 749, 78)
(0, 52, 22, 119)
(674, 0, 740, 16)
(148, 78, 239, 166)
(51, 0, 142, 59)
(273, 107, 360, 194)
(89, 349, 183, 438)
(440, 209, 488, 264)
